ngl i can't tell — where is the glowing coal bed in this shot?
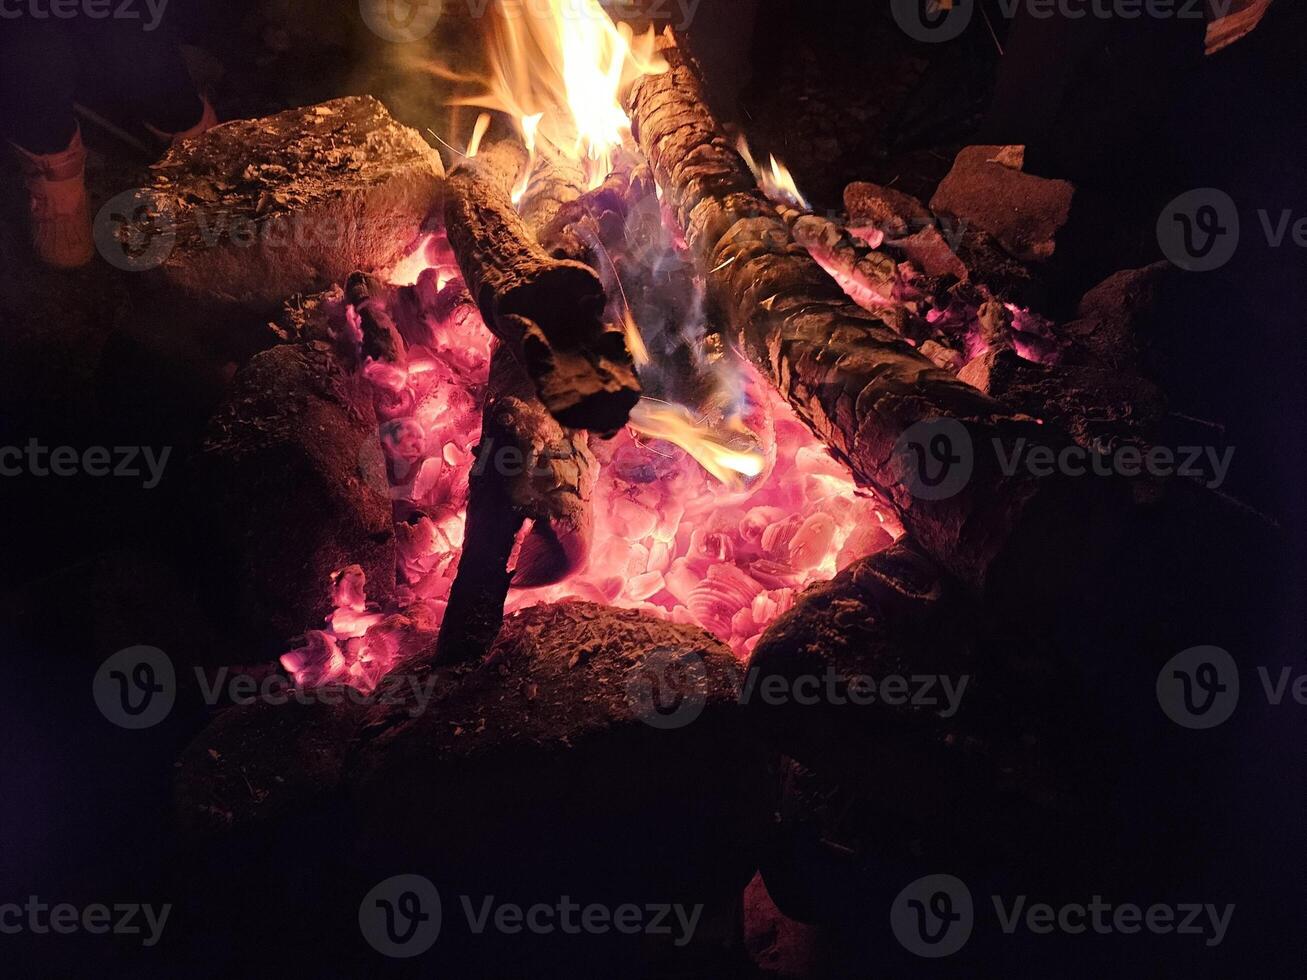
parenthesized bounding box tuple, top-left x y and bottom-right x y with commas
(282, 229, 901, 692)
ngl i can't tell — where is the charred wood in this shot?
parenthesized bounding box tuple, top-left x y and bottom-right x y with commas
(444, 140, 640, 433)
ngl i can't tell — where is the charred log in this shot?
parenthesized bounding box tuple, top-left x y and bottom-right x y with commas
(627, 39, 1121, 599)
(444, 140, 640, 433)
(434, 345, 597, 665)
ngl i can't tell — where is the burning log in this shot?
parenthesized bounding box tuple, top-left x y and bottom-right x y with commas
(434, 345, 597, 665)
(775, 203, 900, 313)
(627, 39, 1119, 598)
(444, 140, 641, 433)
(437, 143, 605, 665)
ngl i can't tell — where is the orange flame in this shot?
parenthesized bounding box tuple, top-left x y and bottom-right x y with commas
(455, 0, 666, 188)
(737, 138, 810, 210)
(628, 400, 765, 488)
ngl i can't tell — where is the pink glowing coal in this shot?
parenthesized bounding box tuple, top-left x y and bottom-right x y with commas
(282, 231, 901, 691)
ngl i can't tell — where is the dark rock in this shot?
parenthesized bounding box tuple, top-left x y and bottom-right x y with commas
(146, 96, 444, 328)
(197, 341, 395, 649)
(170, 603, 774, 974)
(1059, 261, 1177, 369)
(746, 543, 1094, 870)
(959, 347, 1166, 454)
(844, 181, 934, 238)
(350, 603, 771, 907)
(930, 144, 1075, 265)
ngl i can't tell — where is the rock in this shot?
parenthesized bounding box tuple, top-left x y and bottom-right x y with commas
(350, 603, 771, 910)
(170, 602, 773, 975)
(959, 347, 1166, 454)
(844, 181, 934, 239)
(745, 543, 1092, 869)
(197, 341, 395, 650)
(1059, 262, 1176, 369)
(146, 96, 444, 327)
(930, 144, 1075, 265)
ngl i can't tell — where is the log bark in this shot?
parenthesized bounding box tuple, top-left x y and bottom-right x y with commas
(436, 142, 602, 665)
(627, 40, 1118, 598)
(444, 140, 640, 433)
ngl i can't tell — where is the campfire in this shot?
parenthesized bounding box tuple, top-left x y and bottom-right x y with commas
(275, 6, 917, 692)
(65, 2, 1282, 977)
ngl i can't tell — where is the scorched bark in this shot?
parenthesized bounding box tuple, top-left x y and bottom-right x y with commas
(627, 40, 1112, 596)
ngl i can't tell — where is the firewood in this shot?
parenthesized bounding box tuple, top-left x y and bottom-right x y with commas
(627, 38, 1120, 598)
(434, 343, 597, 665)
(437, 142, 604, 665)
(444, 139, 641, 433)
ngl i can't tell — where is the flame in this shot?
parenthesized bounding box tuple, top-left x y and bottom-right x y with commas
(737, 138, 810, 210)
(628, 399, 765, 488)
(466, 111, 492, 157)
(455, 0, 666, 188)
(622, 308, 651, 367)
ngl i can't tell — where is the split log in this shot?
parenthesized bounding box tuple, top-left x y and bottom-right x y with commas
(436, 142, 604, 665)
(444, 140, 640, 433)
(627, 39, 1121, 600)
(434, 344, 597, 665)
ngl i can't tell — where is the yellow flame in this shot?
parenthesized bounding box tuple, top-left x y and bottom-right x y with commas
(455, 0, 666, 188)
(737, 138, 809, 210)
(466, 112, 492, 157)
(511, 112, 545, 205)
(629, 400, 765, 487)
(622, 308, 650, 367)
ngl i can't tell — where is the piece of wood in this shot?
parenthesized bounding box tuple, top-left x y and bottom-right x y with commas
(434, 343, 597, 665)
(627, 38, 1120, 599)
(444, 140, 640, 433)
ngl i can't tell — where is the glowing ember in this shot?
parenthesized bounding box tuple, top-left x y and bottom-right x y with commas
(283, 232, 900, 690)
